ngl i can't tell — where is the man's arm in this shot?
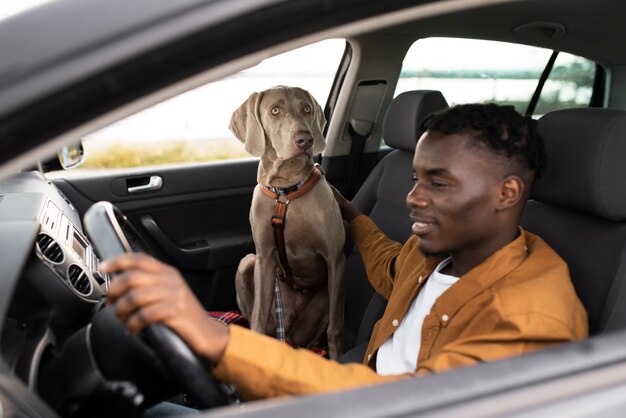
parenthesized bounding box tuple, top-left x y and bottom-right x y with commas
(214, 301, 581, 399)
(214, 325, 408, 399)
(333, 188, 404, 299)
(102, 254, 408, 399)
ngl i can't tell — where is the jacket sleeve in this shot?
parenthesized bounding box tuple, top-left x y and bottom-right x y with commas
(349, 215, 403, 299)
(213, 325, 410, 400)
(212, 310, 583, 399)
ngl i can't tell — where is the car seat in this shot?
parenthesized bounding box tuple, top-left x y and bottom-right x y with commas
(341, 90, 449, 361)
(521, 108, 626, 335)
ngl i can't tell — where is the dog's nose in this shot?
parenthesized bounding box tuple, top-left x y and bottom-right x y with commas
(295, 131, 314, 150)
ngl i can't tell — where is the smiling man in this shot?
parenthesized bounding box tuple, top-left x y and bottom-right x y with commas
(103, 103, 588, 400)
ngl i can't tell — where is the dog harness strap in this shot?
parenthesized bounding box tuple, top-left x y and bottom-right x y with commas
(272, 200, 293, 285)
(261, 165, 324, 288)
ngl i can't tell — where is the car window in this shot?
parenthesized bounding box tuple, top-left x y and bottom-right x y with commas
(394, 37, 595, 117)
(533, 52, 595, 116)
(73, 39, 346, 171)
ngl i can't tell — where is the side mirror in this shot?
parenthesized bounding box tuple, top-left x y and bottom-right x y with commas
(39, 142, 85, 172)
(58, 143, 84, 169)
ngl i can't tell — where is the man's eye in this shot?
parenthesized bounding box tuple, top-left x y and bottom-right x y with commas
(431, 181, 447, 188)
(271, 107, 280, 115)
(303, 104, 312, 113)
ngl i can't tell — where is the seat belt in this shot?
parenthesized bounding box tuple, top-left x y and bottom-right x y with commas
(343, 118, 373, 199)
(526, 50, 559, 116)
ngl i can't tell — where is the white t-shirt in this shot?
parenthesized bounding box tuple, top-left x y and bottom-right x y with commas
(376, 257, 459, 375)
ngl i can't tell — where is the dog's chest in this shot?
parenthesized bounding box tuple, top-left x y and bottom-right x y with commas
(251, 188, 329, 245)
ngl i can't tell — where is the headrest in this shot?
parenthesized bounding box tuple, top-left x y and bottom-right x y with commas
(532, 108, 626, 221)
(382, 90, 449, 152)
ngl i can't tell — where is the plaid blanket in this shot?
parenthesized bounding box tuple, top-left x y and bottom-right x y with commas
(207, 311, 249, 327)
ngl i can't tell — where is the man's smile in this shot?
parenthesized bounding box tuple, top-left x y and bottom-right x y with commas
(410, 215, 436, 235)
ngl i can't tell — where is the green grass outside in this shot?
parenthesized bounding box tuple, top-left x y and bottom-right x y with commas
(79, 138, 249, 169)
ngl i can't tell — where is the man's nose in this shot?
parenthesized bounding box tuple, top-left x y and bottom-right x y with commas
(406, 183, 428, 209)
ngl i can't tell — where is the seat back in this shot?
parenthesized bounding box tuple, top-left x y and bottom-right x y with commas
(343, 90, 449, 351)
(522, 108, 626, 334)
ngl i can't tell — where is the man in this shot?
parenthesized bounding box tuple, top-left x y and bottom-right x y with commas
(103, 103, 588, 401)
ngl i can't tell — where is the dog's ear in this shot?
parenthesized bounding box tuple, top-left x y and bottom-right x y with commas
(307, 91, 327, 155)
(229, 91, 266, 157)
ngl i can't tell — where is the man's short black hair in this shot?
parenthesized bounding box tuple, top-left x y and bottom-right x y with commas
(421, 103, 546, 179)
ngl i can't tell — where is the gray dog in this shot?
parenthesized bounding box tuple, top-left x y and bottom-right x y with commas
(230, 86, 345, 359)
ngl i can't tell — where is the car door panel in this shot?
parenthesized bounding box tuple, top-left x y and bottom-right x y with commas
(51, 159, 259, 309)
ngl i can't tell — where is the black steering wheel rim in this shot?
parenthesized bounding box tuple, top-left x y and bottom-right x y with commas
(85, 201, 231, 409)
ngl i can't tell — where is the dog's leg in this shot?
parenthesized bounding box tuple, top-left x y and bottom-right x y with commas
(235, 253, 256, 321)
(285, 286, 330, 349)
(326, 255, 346, 360)
(249, 253, 276, 335)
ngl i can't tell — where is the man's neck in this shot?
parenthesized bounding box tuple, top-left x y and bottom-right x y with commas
(441, 227, 521, 277)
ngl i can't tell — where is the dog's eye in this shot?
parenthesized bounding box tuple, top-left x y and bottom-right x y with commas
(303, 105, 312, 114)
(271, 106, 280, 115)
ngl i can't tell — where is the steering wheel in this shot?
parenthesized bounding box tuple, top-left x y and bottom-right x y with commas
(83, 201, 230, 409)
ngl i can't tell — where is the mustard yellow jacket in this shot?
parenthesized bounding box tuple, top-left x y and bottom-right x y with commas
(214, 215, 588, 399)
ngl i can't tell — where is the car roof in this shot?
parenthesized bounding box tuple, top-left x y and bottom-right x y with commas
(1, 0, 623, 172)
(377, 0, 625, 66)
(1, 0, 623, 117)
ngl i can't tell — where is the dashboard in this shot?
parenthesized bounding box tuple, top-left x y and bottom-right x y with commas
(35, 183, 108, 302)
(0, 170, 108, 389)
(0, 170, 181, 414)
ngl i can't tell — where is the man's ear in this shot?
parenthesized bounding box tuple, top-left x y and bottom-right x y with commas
(229, 91, 266, 157)
(496, 175, 525, 210)
(307, 90, 327, 155)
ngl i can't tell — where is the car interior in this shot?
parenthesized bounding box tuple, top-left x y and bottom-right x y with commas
(3, 0, 626, 416)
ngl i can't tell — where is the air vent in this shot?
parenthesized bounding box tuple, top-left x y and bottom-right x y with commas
(36, 234, 64, 264)
(67, 265, 92, 296)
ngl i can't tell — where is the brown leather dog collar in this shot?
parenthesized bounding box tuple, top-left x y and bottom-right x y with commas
(259, 163, 325, 288)
(260, 163, 324, 201)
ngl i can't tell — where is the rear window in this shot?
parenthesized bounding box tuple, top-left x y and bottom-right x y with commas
(395, 37, 596, 118)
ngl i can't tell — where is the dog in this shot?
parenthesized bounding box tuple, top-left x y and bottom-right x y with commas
(230, 86, 346, 359)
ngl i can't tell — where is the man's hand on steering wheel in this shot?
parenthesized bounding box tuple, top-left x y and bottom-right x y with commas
(102, 253, 230, 363)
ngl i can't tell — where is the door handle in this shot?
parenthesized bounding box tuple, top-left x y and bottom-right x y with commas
(127, 175, 163, 194)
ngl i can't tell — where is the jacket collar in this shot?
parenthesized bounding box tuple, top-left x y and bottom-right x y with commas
(428, 227, 530, 324)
